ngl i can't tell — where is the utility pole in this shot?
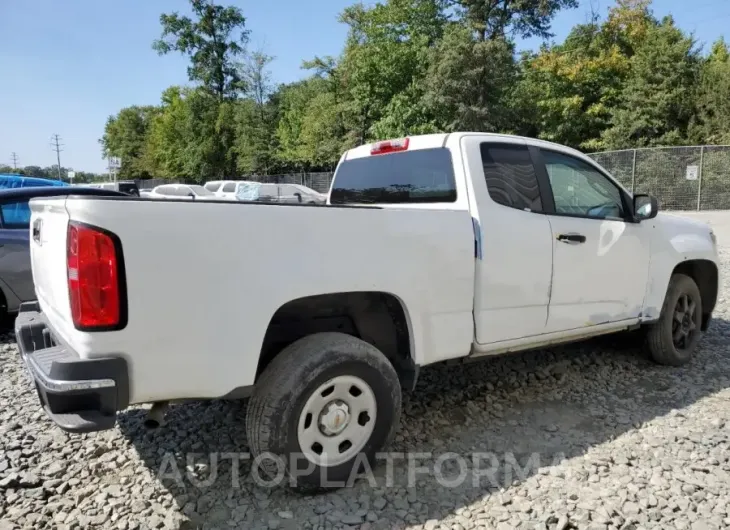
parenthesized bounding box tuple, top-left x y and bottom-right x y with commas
(50, 134, 64, 180)
(10, 152, 19, 170)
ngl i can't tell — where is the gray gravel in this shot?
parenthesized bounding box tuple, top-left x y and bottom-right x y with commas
(2, 212, 730, 530)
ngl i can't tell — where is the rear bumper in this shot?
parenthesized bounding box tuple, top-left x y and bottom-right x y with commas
(14, 302, 129, 433)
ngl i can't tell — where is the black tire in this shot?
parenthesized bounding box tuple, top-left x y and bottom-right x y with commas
(646, 273, 703, 366)
(246, 332, 402, 492)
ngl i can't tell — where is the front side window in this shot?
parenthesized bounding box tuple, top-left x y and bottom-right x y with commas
(542, 150, 625, 219)
(480, 143, 542, 212)
(205, 182, 221, 192)
(330, 148, 457, 204)
(258, 184, 279, 201)
(0, 200, 31, 229)
(118, 182, 139, 196)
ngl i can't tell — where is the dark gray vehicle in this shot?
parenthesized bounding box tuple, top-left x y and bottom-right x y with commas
(0, 186, 126, 319)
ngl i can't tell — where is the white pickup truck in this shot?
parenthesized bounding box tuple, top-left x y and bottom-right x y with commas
(16, 133, 719, 490)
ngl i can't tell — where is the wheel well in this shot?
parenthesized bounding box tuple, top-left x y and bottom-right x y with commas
(673, 260, 718, 331)
(256, 292, 416, 388)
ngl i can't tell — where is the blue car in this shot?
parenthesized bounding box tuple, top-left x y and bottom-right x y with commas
(0, 174, 69, 190)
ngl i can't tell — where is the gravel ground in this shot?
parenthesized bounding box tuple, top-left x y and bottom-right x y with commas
(2, 212, 730, 530)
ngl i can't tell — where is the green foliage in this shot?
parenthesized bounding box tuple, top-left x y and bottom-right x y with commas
(153, 0, 249, 99)
(602, 16, 700, 149)
(453, 0, 579, 41)
(690, 39, 730, 145)
(100, 106, 159, 179)
(424, 26, 517, 132)
(95, 0, 730, 182)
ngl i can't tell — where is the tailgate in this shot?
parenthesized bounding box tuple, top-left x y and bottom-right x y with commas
(29, 198, 72, 325)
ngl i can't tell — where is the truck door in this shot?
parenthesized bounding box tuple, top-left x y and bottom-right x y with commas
(533, 147, 651, 332)
(460, 136, 554, 344)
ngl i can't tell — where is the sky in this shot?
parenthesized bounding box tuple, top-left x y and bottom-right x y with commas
(1, 0, 729, 173)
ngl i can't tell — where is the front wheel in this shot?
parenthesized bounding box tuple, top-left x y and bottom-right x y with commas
(646, 273, 703, 366)
(246, 332, 402, 492)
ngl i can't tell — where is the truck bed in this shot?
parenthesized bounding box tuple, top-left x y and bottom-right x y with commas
(29, 196, 476, 403)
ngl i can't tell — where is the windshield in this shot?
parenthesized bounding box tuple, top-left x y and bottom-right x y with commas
(330, 148, 457, 204)
(292, 184, 319, 196)
(189, 185, 215, 196)
(236, 182, 262, 201)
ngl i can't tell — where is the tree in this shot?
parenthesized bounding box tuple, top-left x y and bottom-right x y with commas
(515, 25, 630, 150)
(453, 0, 579, 41)
(100, 106, 158, 179)
(144, 86, 192, 178)
(240, 51, 275, 120)
(21, 166, 48, 178)
(153, 0, 249, 180)
(424, 26, 517, 132)
(153, 0, 249, 100)
(276, 79, 324, 169)
(690, 38, 730, 144)
(513, 0, 660, 150)
(338, 0, 446, 144)
(235, 51, 277, 174)
(602, 16, 700, 148)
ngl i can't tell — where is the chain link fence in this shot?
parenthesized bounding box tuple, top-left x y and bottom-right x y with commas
(245, 172, 335, 194)
(588, 146, 730, 211)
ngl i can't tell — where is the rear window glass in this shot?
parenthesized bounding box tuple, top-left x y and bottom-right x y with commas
(481, 143, 542, 212)
(330, 148, 457, 204)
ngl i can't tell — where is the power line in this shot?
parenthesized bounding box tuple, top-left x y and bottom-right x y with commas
(10, 152, 19, 170)
(50, 134, 64, 180)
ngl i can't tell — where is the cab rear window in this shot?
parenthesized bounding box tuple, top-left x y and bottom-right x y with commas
(329, 148, 457, 204)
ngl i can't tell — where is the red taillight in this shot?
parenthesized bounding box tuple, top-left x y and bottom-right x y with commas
(370, 137, 409, 155)
(67, 221, 122, 330)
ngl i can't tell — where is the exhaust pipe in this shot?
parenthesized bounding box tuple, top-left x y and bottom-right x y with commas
(144, 401, 169, 429)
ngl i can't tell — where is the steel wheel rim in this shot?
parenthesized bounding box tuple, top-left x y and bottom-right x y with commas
(672, 292, 698, 350)
(297, 375, 377, 467)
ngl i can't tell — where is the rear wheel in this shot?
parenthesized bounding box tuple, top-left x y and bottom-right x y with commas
(246, 332, 401, 492)
(647, 273, 703, 366)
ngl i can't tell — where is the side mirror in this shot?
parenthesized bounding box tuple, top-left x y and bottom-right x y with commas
(294, 192, 302, 203)
(188, 192, 196, 200)
(633, 193, 658, 221)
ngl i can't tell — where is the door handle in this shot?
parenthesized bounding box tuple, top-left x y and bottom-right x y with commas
(557, 233, 586, 244)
